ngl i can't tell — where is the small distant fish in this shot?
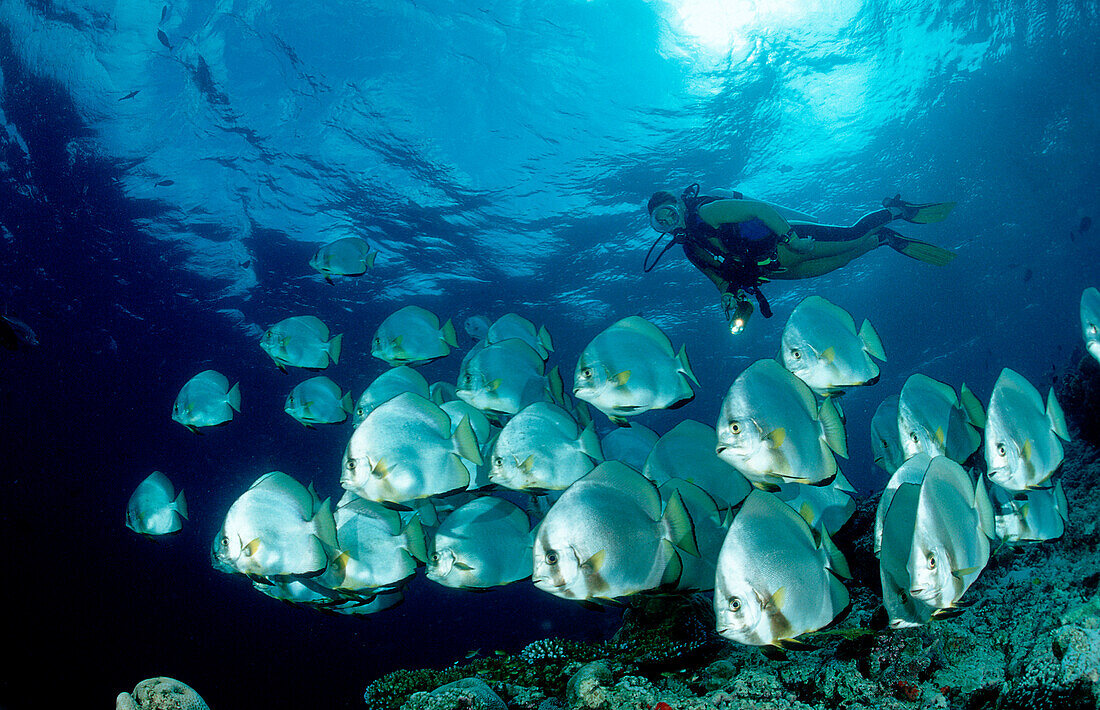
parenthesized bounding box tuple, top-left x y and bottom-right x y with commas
(371, 306, 457, 367)
(715, 359, 848, 490)
(211, 471, 337, 581)
(870, 394, 905, 475)
(532, 461, 697, 600)
(426, 497, 533, 590)
(464, 315, 491, 341)
(0, 314, 38, 350)
(309, 237, 377, 283)
(779, 295, 885, 396)
(285, 376, 354, 427)
(156, 29, 172, 50)
(172, 369, 241, 432)
(984, 368, 1069, 491)
(353, 366, 430, 425)
(155, 179, 174, 187)
(573, 316, 698, 425)
(126, 471, 187, 536)
(714, 488, 850, 647)
(260, 315, 342, 372)
(160, 5, 168, 23)
(1081, 287, 1100, 365)
(341, 392, 482, 504)
(118, 90, 140, 101)
(484, 313, 554, 360)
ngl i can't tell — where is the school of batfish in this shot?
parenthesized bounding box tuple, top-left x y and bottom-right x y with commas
(127, 237, 1098, 647)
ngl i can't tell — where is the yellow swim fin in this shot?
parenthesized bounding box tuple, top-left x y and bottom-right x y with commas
(883, 195, 957, 224)
(881, 228, 956, 266)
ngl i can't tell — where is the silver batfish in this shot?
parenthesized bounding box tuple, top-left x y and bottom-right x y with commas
(779, 295, 886, 396)
(600, 423, 659, 472)
(897, 374, 984, 464)
(716, 359, 847, 489)
(870, 394, 905, 474)
(484, 313, 554, 360)
(353, 366, 431, 425)
(1082, 286, 1100, 365)
(320, 493, 427, 592)
(457, 339, 564, 418)
(990, 481, 1068, 544)
(309, 236, 376, 282)
(532, 461, 697, 600)
(427, 496, 533, 589)
(260, 316, 342, 371)
(984, 368, 1070, 491)
(285, 376, 353, 427)
(489, 402, 603, 492)
(371, 305, 457, 367)
(573, 316, 698, 425)
(126, 471, 187, 536)
(714, 489, 850, 647)
(212, 471, 336, 581)
(172, 369, 241, 432)
(341, 392, 482, 504)
(642, 419, 752, 509)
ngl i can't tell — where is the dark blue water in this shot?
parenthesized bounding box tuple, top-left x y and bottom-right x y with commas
(1, 2, 1098, 708)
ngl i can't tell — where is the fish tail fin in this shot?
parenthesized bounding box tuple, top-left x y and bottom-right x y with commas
(677, 344, 700, 387)
(402, 514, 428, 564)
(858, 319, 886, 361)
(577, 420, 604, 461)
(959, 383, 986, 428)
(883, 195, 957, 224)
(546, 366, 565, 405)
(662, 488, 700, 557)
(880, 227, 957, 266)
(659, 541, 684, 588)
(227, 382, 242, 412)
(340, 392, 354, 414)
(327, 333, 343, 365)
(173, 489, 188, 520)
(973, 476, 996, 539)
(1047, 389, 1070, 441)
(452, 415, 483, 465)
(817, 528, 852, 579)
(366, 251, 377, 269)
(819, 398, 848, 458)
(538, 325, 554, 354)
(441, 318, 458, 348)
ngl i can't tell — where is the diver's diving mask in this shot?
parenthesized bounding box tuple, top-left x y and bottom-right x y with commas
(649, 202, 682, 233)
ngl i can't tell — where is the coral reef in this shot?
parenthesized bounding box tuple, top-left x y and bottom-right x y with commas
(364, 440, 1100, 710)
(115, 677, 209, 710)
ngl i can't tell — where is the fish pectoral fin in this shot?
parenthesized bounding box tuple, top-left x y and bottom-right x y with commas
(776, 638, 817, 651)
(820, 346, 835, 364)
(1022, 439, 1032, 461)
(612, 370, 631, 386)
(487, 378, 502, 392)
(766, 428, 786, 447)
(581, 549, 607, 574)
(934, 426, 945, 446)
(519, 455, 535, 473)
(371, 458, 390, 477)
(952, 565, 980, 579)
(453, 561, 475, 571)
(244, 537, 262, 557)
(932, 607, 966, 620)
(752, 480, 781, 493)
(766, 586, 787, 611)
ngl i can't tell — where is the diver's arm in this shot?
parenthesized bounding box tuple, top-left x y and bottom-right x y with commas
(698, 199, 792, 236)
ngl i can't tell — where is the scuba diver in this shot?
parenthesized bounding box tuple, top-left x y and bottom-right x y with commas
(645, 184, 957, 333)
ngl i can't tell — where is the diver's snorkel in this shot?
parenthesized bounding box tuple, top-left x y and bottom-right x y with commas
(643, 200, 686, 273)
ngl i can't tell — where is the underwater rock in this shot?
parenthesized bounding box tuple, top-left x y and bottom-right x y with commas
(1054, 354, 1100, 446)
(115, 677, 209, 710)
(565, 660, 613, 709)
(403, 678, 506, 710)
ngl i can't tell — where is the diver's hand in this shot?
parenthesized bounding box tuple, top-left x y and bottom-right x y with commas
(782, 228, 815, 254)
(722, 292, 753, 334)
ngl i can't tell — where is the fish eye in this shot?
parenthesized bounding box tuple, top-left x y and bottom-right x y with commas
(431, 552, 439, 563)
(728, 596, 742, 612)
(581, 367, 593, 379)
(356, 407, 364, 417)
(996, 443, 1006, 457)
(219, 536, 228, 548)
(346, 459, 356, 471)
(373, 337, 380, 346)
(927, 554, 936, 570)
(545, 551, 559, 566)
(1091, 324, 1098, 335)
(790, 348, 801, 360)
(881, 439, 890, 449)
(493, 456, 503, 468)
(909, 432, 919, 444)
(464, 374, 472, 384)
(729, 421, 741, 435)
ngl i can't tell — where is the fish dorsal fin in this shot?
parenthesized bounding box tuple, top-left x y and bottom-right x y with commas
(818, 398, 848, 458)
(1055, 481, 1069, 522)
(1047, 389, 1070, 441)
(452, 415, 484, 465)
(659, 541, 683, 588)
(859, 319, 886, 361)
(818, 529, 851, 579)
(441, 318, 458, 348)
(661, 488, 699, 557)
(959, 383, 986, 428)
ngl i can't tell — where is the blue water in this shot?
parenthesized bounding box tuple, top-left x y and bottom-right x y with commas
(1, 1, 1097, 708)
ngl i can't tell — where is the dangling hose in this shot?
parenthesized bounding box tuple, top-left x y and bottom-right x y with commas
(643, 229, 684, 272)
